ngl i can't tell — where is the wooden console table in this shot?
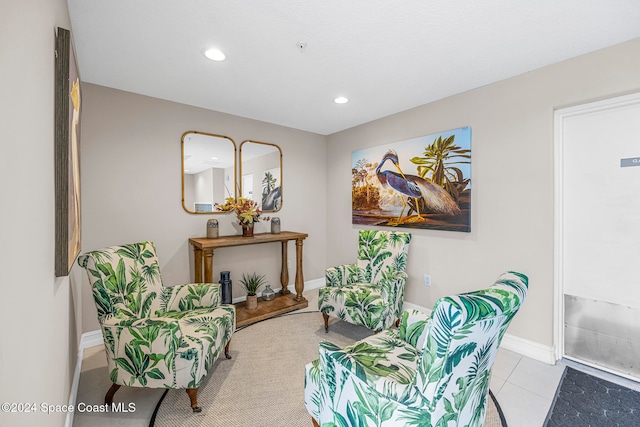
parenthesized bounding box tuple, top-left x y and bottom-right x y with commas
(189, 231, 309, 327)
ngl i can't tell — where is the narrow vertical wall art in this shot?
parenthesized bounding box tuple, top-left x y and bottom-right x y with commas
(55, 27, 82, 276)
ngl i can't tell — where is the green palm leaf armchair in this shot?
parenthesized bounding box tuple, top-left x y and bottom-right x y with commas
(319, 230, 412, 333)
(78, 241, 236, 412)
(305, 271, 528, 427)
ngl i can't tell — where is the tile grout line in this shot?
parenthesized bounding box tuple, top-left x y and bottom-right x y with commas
(503, 356, 560, 403)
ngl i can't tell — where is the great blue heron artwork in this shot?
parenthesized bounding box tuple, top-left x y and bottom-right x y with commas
(352, 127, 471, 232)
(376, 149, 460, 224)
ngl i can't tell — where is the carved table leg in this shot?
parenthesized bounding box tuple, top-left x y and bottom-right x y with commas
(204, 249, 214, 283)
(193, 247, 203, 282)
(186, 388, 201, 413)
(295, 238, 305, 301)
(280, 241, 290, 294)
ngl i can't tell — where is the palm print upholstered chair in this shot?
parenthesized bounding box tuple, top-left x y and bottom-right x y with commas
(78, 241, 235, 412)
(305, 271, 528, 427)
(319, 230, 412, 333)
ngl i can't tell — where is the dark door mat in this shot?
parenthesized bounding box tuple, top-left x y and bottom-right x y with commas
(544, 367, 640, 426)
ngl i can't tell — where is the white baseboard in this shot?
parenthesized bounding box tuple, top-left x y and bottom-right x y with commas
(402, 300, 431, 314)
(65, 353, 81, 427)
(80, 329, 104, 348)
(401, 301, 556, 365)
(66, 330, 105, 427)
(304, 277, 325, 290)
(500, 333, 556, 365)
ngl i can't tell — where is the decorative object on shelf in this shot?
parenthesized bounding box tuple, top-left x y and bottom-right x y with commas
(246, 295, 258, 310)
(239, 272, 267, 310)
(216, 196, 269, 237)
(242, 223, 254, 237)
(270, 217, 281, 234)
(262, 283, 275, 301)
(207, 219, 219, 238)
(219, 271, 232, 304)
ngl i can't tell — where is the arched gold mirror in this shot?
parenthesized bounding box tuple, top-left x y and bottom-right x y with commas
(239, 140, 282, 212)
(182, 131, 237, 214)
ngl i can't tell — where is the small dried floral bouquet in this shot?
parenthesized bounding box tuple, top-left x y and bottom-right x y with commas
(215, 197, 269, 226)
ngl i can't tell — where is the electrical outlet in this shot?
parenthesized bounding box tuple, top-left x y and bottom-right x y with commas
(423, 274, 432, 287)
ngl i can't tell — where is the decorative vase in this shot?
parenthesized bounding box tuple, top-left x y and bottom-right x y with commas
(242, 223, 254, 237)
(219, 271, 232, 304)
(271, 217, 281, 234)
(262, 283, 275, 301)
(246, 294, 258, 310)
(206, 219, 219, 238)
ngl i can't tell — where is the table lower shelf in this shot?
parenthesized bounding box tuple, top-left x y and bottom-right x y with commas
(234, 292, 308, 328)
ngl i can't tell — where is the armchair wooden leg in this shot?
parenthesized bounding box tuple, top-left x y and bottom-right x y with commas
(186, 388, 201, 413)
(322, 313, 329, 333)
(225, 340, 232, 359)
(104, 383, 121, 405)
(395, 318, 400, 328)
(312, 416, 320, 427)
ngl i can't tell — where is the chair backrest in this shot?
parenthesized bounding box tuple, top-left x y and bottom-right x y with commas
(355, 230, 411, 283)
(412, 271, 528, 426)
(77, 241, 164, 323)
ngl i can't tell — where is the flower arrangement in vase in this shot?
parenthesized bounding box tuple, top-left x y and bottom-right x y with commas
(239, 272, 267, 310)
(215, 197, 269, 237)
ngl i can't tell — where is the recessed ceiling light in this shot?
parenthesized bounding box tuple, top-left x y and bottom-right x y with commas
(334, 96, 349, 104)
(204, 48, 226, 61)
(211, 157, 218, 160)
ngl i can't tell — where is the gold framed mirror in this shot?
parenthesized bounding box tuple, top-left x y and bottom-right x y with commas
(239, 140, 283, 212)
(182, 131, 237, 214)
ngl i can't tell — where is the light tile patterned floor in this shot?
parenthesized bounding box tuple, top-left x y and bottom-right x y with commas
(492, 349, 564, 426)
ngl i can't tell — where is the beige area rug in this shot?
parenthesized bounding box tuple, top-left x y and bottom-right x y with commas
(151, 312, 506, 427)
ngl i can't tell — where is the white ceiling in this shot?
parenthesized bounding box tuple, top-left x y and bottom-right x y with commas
(67, 0, 640, 136)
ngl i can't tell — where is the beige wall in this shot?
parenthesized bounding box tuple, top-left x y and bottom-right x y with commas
(79, 84, 327, 333)
(326, 38, 640, 348)
(0, 2, 80, 427)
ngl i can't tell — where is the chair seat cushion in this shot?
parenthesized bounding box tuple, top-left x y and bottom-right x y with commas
(343, 282, 380, 290)
(154, 307, 217, 319)
(331, 329, 420, 398)
(304, 329, 422, 423)
(319, 283, 390, 331)
(103, 304, 235, 389)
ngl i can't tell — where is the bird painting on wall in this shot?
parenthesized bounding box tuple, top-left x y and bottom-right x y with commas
(376, 149, 460, 225)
